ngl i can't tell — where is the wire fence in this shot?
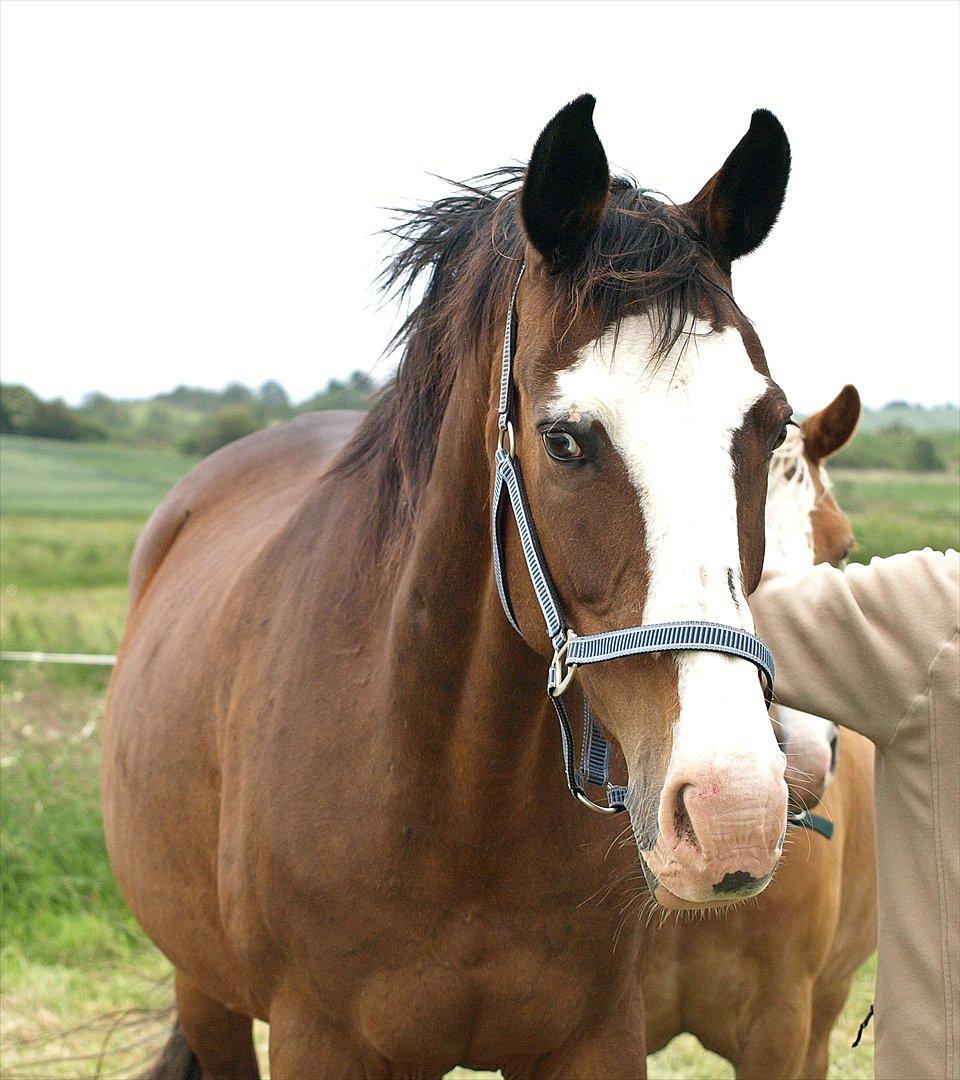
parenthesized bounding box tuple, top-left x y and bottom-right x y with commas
(0, 651, 117, 666)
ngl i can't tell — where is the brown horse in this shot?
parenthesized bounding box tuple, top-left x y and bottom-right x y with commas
(643, 386, 878, 1079)
(103, 97, 795, 1078)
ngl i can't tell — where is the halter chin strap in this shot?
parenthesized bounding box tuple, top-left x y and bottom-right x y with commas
(491, 264, 776, 815)
(786, 809, 835, 840)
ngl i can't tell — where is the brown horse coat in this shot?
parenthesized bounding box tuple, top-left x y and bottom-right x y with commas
(103, 98, 798, 1079)
(105, 406, 653, 1077)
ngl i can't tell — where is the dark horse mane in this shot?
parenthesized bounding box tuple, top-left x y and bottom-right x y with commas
(330, 167, 719, 555)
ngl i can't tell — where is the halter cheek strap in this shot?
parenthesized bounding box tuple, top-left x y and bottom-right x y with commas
(491, 264, 776, 815)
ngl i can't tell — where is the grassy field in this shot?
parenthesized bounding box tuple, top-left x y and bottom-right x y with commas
(831, 470, 959, 561)
(2, 434, 957, 1078)
(0, 437, 197, 521)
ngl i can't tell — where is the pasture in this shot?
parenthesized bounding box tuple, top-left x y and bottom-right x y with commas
(2, 434, 957, 1078)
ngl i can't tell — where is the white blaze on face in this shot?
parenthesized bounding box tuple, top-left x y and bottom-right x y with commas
(765, 425, 817, 573)
(554, 316, 784, 801)
(554, 316, 768, 629)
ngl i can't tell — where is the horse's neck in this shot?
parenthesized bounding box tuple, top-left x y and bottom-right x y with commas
(360, 336, 632, 904)
(381, 342, 560, 818)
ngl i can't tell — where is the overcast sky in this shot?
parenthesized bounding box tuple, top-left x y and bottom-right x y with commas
(1, 0, 957, 413)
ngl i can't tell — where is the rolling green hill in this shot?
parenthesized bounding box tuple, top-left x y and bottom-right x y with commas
(0, 435, 197, 520)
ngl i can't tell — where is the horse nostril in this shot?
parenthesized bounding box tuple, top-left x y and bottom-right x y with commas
(675, 785, 699, 850)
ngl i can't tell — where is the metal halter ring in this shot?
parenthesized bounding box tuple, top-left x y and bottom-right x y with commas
(548, 633, 579, 698)
(498, 421, 515, 459)
(576, 790, 621, 815)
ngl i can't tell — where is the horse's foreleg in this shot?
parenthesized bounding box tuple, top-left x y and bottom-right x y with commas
(268, 987, 383, 1080)
(799, 974, 855, 1079)
(174, 970, 260, 1080)
(733, 984, 813, 1080)
(527, 986, 646, 1080)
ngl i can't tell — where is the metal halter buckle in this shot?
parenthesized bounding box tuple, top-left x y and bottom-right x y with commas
(498, 420, 515, 459)
(548, 633, 578, 698)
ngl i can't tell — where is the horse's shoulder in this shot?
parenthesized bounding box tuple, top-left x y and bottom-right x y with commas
(128, 411, 364, 610)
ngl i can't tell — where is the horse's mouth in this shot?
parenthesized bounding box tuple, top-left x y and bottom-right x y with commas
(639, 851, 772, 911)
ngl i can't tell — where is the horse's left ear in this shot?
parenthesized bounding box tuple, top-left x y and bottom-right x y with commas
(521, 94, 610, 271)
(802, 384, 862, 463)
(686, 109, 791, 267)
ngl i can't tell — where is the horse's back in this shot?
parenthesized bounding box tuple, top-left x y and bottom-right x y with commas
(128, 410, 362, 612)
(110, 405, 366, 769)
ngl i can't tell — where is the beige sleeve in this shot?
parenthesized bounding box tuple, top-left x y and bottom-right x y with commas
(749, 548, 959, 747)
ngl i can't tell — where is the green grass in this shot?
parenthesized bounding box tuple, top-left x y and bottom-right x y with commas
(1, 675, 136, 965)
(1, 669, 171, 1078)
(833, 470, 959, 562)
(0, 436, 196, 520)
(0, 515, 134, 673)
(2, 439, 953, 1077)
(0, 437, 195, 690)
(0, 517, 141, 594)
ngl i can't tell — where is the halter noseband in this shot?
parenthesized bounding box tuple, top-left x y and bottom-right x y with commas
(490, 265, 776, 815)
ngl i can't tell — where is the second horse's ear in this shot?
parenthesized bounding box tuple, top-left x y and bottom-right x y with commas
(685, 109, 791, 269)
(521, 95, 610, 271)
(803, 384, 862, 463)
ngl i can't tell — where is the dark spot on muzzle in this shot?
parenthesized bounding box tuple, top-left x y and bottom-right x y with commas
(714, 870, 766, 896)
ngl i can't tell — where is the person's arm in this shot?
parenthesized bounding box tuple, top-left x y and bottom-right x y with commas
(749, 548, 959, 747)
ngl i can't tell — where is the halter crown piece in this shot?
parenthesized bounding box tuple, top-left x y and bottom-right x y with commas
(490, 265, 776, 814)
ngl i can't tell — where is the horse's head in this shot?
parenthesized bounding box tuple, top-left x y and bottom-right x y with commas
(501, 97, 793, 907)
(766, 384, 860, 572)
(802, 386, 860, 566)
(775, 707, 839, 814)
(766, 385, 860, 810)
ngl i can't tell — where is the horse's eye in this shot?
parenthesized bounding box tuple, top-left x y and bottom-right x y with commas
(770, 423, 789, 453)
(542, 430, 584, 463)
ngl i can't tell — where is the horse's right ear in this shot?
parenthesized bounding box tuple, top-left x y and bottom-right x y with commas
(521, 95, 610, 271)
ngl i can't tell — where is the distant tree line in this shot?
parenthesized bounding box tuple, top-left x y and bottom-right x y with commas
(0, 372, 376, 458)
(830, 423, 955, 473)
(1, 378, 956, 469)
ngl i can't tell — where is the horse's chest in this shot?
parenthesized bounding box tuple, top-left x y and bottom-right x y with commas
(351, 927, 603, 1068)
(249, 879, 633, 1070)
(224, 764, 639, 1066)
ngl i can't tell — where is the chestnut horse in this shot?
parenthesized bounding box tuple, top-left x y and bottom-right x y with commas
(644, 386, 878, 1078)
(103, 97, 795, 1078)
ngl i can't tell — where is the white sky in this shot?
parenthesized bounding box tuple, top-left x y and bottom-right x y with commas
(1, 0, 958, 413)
